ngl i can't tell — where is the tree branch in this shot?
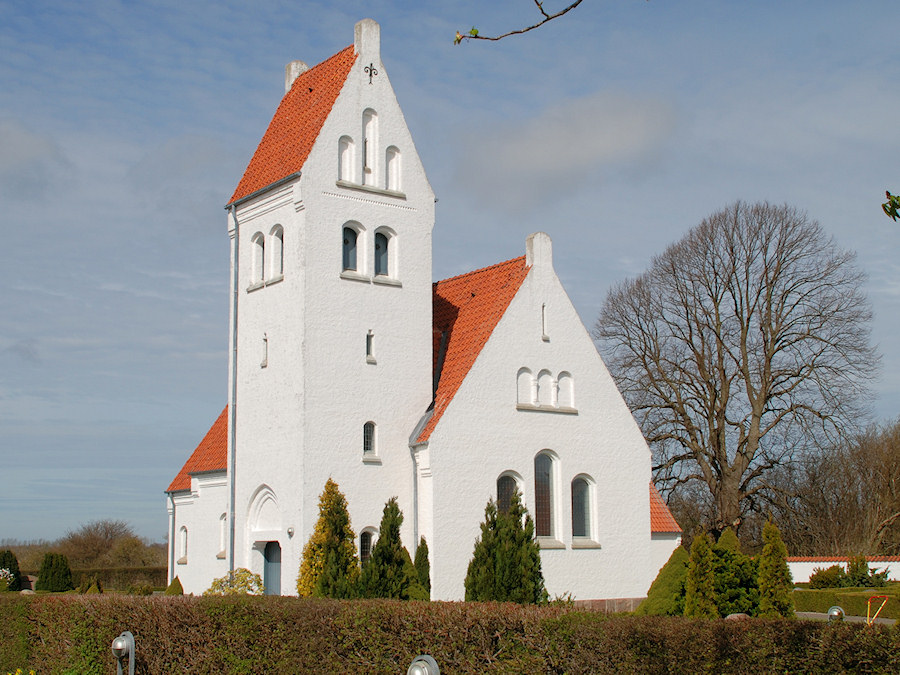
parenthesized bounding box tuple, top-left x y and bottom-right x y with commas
(455, 1, 585, 44)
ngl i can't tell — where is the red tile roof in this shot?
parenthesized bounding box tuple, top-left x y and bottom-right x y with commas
(229, 45, 357, 204)
(649, 483, 682, 533)
(416, 256, 531, 444)
(166, 407, 228, 493)
(785, 556, 900, 563)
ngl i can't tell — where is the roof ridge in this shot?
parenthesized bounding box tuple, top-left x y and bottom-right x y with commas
(434, 255, 527, 286)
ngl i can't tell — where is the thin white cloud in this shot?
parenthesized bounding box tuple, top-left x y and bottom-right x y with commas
(0, 119, 71, 200)
(454, 92, 676, 212)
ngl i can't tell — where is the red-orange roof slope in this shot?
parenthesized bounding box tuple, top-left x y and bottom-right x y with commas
(416, 256, 531, 444)
(229, 46, 357, 204)
(649, 483, 682, 533)
(167, 406, 228, 492)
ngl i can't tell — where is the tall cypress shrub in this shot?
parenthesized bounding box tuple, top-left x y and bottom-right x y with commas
(684, 533, 717, 618)
(359, 498, 426, 600)
(758, 519, 794, 618)
(297, 478, 358, 597)
(0, 549, 22, 591)
(414, 536, 431, 597)
(35, 553, 74, 592)
(464, 488, 546, 603)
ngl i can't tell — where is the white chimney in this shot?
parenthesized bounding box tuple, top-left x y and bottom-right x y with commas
(285, 60, 309, 93)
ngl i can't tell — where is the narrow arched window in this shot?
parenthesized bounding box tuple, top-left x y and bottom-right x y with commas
(537, 370, 555, 407)
(571, 477, 590, 538)
(534, 453, 554, 537)
(270, 225, 284, 278)
(363, 421, 375, 455)
(219, 514, 227, 554)
(558, 372, 574, 408)
(339, 135, 355, 182)
(374, 232, 389, 276)
(517, 368, 534, 405)
(360, 530, 374, 564)
(251, 232, 265, 283)
(343, 226, 358, 271)
(363, 109, 378, 186)
(497, 474, 516, 513)
(179, 526, 188, 561)
(386, 145, 400, 191)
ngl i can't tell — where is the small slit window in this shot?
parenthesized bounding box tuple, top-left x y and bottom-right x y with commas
(339, 135, 355, 182)
(178, 526, 188, 563)
(343, 226, 358, 271)
(363, 109, 378, 186)
(251, 232, 265, 283)
(270, 225, 284, 277)
(363, 421, 375, 456)
(386, 145, 400, 191)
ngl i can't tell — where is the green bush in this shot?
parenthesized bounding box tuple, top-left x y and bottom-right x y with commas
(792, 585, 900, 619)
(297, 478, 358, 598)
(414, 536, 431, 598)
(164, 576, 183, 596)
(808, 557, 890, 590)
(2, 595, 900, 673)
(204, 568, 264, 596)
(809, 565, 846, 589)
(358, 498, 426, 600)
(757, 520, 793, 618)
(35, 553, 74, 592)
(127, 582, 153, 596)
(464, 488, 546, 603)
(635, 546, 688, 616)
(712, 546, 759, 617)
(684, 533, 717, 618)
(0, 550, 22, 592)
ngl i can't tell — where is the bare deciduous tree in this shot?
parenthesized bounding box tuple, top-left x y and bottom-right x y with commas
(594, 201, 877, 536)
(771, 420, 900, 556)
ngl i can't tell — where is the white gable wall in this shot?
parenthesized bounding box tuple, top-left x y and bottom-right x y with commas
(425, 234, 655, 601)
(168, 473, 229, 594)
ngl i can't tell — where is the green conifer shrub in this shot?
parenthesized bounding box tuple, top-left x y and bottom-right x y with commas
(844, 553, 889, 588)
(0, 549, 22, 591)
(809, 565, 846, 589)
(635, 545, 689, 616)
(714, 527, 742, 553)
(757, 519, 794, 618)
(359, 498, 425, 600)
(683, 533, 717, 618)
(414, 536, 431, 598)
(712, 546, 759, 616)
(165, 576, 184, 595)
(464, 488, 546, 603)
(297, 478, 359, 597)
(35, 553, 74, 592)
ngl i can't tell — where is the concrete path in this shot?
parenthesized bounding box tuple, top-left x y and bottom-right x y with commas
(796, 611, 895, 626)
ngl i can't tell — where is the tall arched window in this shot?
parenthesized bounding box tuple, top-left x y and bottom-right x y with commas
(362, 109, 378, 186)
(363, 421, 376, 455)
(219, 513, 227, 555)
(360, 530, 374, 564)
(374, 232, 389, 276)
(251, 232, 265, 283)
(386, 145, 401, 191)
(534, 452, 555, 537)
(270, 225, 284, 278)
(497, 474, 517, 513)
(343, 226, 358, 271)
(571, 476, 591, 538)
(339, 135, 355, 182)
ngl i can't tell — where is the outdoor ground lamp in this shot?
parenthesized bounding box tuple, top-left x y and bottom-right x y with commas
(111, 630, 135, 675)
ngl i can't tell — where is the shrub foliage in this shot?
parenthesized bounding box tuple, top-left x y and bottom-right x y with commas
(359, 498, 426, 600)
(35, 553, 73, 592)
(0, 550, 22, 592)
(464, 488, 546, 603)
(297, 478, 358, 598)
(757, 520, 794, 618)
(636, 545, 689, 616)
(684, 534, 717, 618)
(204, 568, 265, 596)
(165, 576, 184, 596)
(414, 536, 431, 598)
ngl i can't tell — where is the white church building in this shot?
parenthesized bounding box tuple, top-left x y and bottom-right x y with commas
(166, 19, 681, 602)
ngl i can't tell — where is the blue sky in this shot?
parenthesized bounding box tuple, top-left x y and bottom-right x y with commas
(2, 1, 898, 542)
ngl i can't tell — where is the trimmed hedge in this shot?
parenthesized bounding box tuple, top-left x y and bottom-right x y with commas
(1, 595, 899, 674)
(27, 566, 167, 591)
(793, 587, 900, 620)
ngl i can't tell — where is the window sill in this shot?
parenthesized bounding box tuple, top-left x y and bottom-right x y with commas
(336, 179, 406, 200)
(373, 275, 401, 288)
(340, 270, 371, 283)
(246, 280, 265, 293)
(266, 274, 284, 286)
(366, 356, 377, 365)
(536, 538, 565, 550)
(362, 455, 382, 465)
(516, 404, 578, 415)
(571, 539, 602, 550)
(176, 556, 187, 565)
(216, 550, 226, 559)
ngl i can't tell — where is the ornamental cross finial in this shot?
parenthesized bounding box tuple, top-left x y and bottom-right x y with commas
(365, 62, 378, 84)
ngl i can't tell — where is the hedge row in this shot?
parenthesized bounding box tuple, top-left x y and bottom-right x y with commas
(1, 595, 899, 674)
(22, 566, 168, 591)
(794, 587, 900, 620)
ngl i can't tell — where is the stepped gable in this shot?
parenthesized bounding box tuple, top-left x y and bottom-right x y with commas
(229, 45, 357, 204)
(417, 256, 531, 444)
(649, 483, 682, 533)
(167, 407, 228, 493)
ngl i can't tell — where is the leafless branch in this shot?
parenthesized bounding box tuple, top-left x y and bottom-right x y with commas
(455, 1, 585, 44)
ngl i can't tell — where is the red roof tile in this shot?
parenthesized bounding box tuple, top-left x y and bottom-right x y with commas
(229, 46, 357, 204)
(649, 483, 682, 533)
(166, 407, 228, 492)
(416, 256, 531, 444)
